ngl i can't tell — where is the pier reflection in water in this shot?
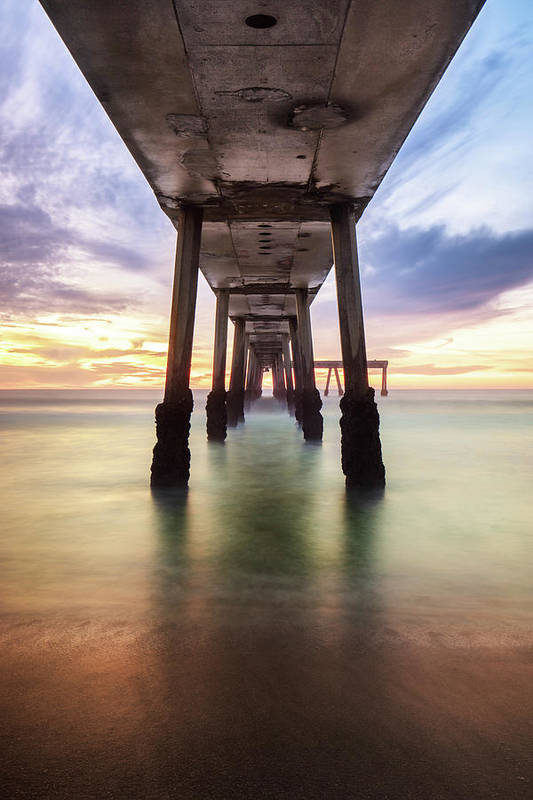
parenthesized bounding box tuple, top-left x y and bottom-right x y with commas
(1, 390, 532, 798)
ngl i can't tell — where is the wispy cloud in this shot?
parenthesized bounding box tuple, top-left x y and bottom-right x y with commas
(360, 224, 533, 314)
(391, 364, 488, 376)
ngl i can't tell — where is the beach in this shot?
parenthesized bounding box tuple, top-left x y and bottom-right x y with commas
(1, 389, 532, 798)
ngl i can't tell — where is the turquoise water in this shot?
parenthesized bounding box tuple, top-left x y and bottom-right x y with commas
(1, 389, 532, 798)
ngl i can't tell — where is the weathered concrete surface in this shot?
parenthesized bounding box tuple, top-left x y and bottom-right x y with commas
(151, 205, 201, 486)
(205, 388, 227, 442)
(227, 319, 247, 426)
(206, 289, 229, 441)
(150, 392, 194, 487)
(282, 333, 295, 413)
(39, 0, 484, 371)
(295, 289, 323, 441)
(340, 388, 386, 489)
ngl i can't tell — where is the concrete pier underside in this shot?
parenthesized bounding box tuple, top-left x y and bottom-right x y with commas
(40, 0, 483, 362)
(39, 0, 484, 484)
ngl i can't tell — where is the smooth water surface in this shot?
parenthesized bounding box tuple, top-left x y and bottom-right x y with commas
(1, 390, 532, 798)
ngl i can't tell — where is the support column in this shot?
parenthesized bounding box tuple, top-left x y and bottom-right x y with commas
(288, 316, 303, 424)
(227, 318, 246, 426)
(381, 364, 388, 397)
(151, 206, 203, 487)
(206, 289, 229, 441)
(324, 367, 332, 397)
(281, 333, 295, 413)
(334, 367, 343, 396)
(273, 352, 287, 403)
(330, 203, 385, 488)
(295, 289, 323, 441)
(253, 358, 263, 400)
(244, 347, 256, 408)
(271, 358, 279, 397)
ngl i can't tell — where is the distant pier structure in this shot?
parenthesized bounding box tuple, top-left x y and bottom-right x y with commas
(39, 0, 484, 489)
(316, 361, 389, 397)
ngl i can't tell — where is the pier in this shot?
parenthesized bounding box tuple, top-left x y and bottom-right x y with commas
(315, 361, 389, 397)
(39, 0, 484, 488)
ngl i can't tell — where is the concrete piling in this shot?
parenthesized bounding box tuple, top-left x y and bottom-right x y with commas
(227, 318, 246, 426)
(272, 352, 287, 404)
(324, 367, 332, 397)
(288, 316, 303, 425)
(330, 203, 385, 489)
(294, 289, 323, 442)
(381, 364, 389, 397)
(245, 348, 262, 408)
(281, 333, 295, 413)
(151, 206, 202, 488)
(334, 367, 343, 396)
(206, 289, 229, 442)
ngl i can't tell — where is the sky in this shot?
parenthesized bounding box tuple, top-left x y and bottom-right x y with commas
(0, 0, 532, 390)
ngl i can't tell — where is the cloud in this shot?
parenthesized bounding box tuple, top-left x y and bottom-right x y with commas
(0, 202, 67, 264)
(0, 200, 158, 316)
(392, 50, 513, 177)
(390, 364, 488, 376)
(4, 344, 164, 361)
(360, 224, 533, 314)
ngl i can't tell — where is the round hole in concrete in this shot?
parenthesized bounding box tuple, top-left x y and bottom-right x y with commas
(296, 154, 307, 159)
(245, 14, 277, 29)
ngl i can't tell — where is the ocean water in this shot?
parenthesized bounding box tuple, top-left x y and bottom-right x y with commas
(1, 389, 532, 798)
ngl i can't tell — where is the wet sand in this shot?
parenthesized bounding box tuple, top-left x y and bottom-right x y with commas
(2, 609, 532, 799)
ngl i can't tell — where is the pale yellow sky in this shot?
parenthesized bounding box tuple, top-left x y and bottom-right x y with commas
(1, 274, 531, 391)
